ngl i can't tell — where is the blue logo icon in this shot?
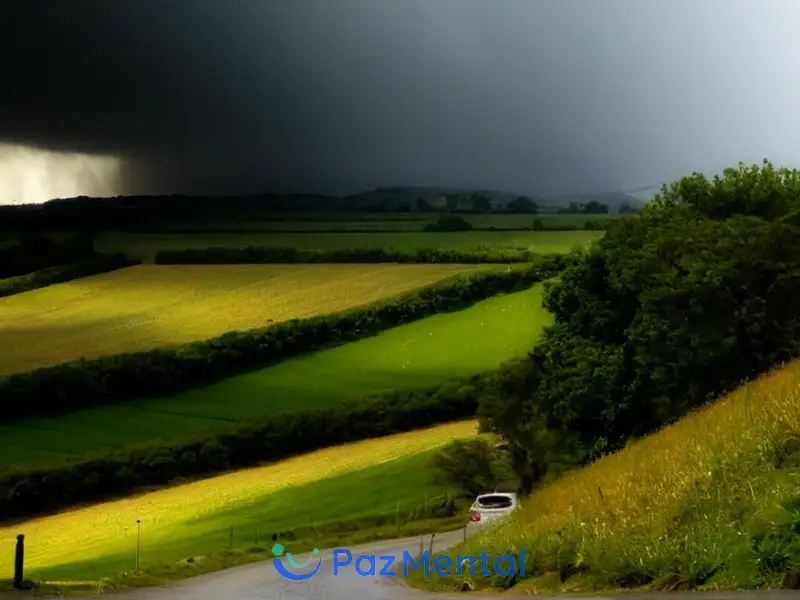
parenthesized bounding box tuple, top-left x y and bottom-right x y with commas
(271, 543, 321, 581)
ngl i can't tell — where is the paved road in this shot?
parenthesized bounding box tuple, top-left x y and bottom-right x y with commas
(26, 531, 800, 600)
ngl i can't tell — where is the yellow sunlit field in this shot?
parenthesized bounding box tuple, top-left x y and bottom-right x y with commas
(416, 361, 800, 591)
(0, 420, 478, 581)
(0, 263, 488, 375)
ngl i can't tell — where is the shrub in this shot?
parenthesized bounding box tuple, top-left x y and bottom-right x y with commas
(428, 438, 514, 498)
(423, 216, 474, 232)
(583, 219, 606, 231)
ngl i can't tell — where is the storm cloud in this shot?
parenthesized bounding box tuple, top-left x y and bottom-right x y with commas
(1, 0, 799, 203)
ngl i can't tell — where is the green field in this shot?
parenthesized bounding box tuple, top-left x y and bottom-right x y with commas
(96, 230, 602, 262)
(0, 421, 477, 584)
(0, 263, 488, 375)
(0, 284, 552, 471)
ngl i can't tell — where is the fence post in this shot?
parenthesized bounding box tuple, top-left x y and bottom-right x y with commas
(419, 536, 424, 557)
(13, 534, 24, 590)
(135, 520, 141, 573)
(428, 533, 436, 555)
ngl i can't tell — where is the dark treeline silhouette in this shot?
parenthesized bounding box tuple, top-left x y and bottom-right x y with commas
(0, 232, 97, 278)
(0, 194, 342, 232)
(0, 253, 140, 298)
(0, 190, 639, 232)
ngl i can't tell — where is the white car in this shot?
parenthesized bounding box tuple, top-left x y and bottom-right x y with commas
(467, 492, 519, 529)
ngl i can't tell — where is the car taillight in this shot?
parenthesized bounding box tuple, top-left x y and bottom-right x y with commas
(468, 511, 481, 522)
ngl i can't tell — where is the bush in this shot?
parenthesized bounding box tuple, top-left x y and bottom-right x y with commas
(0, 372, 495, 521)
(155, 245, 531, 264)
(423, 216, 474, 232)
(0, 255, 575, 424)
(428, 438, 514, 498)
(583, 219, 607, 231)
(532, 218, 545, 231)
(0, 253, 140, 298)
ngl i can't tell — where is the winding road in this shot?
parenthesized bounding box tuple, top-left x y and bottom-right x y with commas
(22, 530, 800, 600)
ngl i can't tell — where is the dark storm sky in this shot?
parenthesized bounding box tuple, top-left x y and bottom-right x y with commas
(1, 0, 799, 201)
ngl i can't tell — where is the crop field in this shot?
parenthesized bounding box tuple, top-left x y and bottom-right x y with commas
(411, 362, 800, 592)
(0, 263, 488, 375)
(0, 421, 478, 582)
(96, 230, 603, 262)
(0, 284, 552, 471)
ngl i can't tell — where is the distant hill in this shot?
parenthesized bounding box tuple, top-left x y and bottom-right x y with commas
(0, 193, 344, 231)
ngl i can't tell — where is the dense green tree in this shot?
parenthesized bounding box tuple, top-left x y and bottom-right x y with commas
(428, 438, 504, 498)
(482, 160, 800, 476)
(470, 192, 492, 212)
(508, 196, 539, 213)
(423, 216, 473, 232)
(583, 200, 609, 214)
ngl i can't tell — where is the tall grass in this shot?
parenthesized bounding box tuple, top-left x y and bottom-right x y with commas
(410, 361, 800, 592)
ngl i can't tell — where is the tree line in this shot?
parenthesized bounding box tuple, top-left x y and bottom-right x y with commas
(0, 232, 97, 278)
(155, 245, 538, 264)
(0, 256, 575, 425)
(479, 160, 800, 493)
(0, 375, 491, 521)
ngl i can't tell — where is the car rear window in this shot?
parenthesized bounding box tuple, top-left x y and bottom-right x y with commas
(477, 495, 513, 509)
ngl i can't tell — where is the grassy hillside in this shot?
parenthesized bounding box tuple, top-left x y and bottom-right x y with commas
(409, 361, 800, 592)
(0, 284, 552, 471)
(0, 263, 487, 375)
(0, 421, 478, 585)
(95, 230, 602, 262)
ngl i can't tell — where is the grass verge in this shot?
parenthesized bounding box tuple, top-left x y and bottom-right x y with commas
(406, 361, 800, 593)
(0, 517, 465, 597)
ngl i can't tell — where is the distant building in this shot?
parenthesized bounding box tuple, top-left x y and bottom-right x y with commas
(430, 196, 449, 210)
